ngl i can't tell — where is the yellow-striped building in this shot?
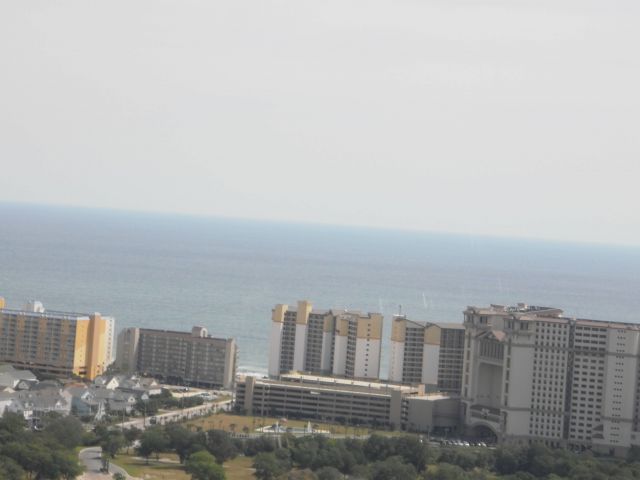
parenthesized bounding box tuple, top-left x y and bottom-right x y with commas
(268, 300, 383, 379)
(0, 298, 115, 380)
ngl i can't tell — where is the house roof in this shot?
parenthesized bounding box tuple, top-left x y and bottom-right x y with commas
(0, 365, 38, 387)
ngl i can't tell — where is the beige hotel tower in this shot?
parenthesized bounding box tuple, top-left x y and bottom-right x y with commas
(388, 315, 465, 393)
(268, 300, 383, 379)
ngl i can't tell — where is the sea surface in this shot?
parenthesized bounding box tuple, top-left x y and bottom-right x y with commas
(1, 203, 639, 377)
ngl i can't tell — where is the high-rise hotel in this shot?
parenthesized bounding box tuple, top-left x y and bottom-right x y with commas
(388, 316, 465, 393)
(268, 300, 383, 379)
(116, 326, 237, 390)
(462, 303, 640, 456)
(0, 298, 115, 380)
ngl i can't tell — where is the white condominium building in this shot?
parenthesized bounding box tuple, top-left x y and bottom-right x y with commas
(462, 303, 640, 456)
(268, 300, 383, 380)
(388, 316, 465, 393)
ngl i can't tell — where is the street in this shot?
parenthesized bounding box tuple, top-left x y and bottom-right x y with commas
(78, 447, 133, 480)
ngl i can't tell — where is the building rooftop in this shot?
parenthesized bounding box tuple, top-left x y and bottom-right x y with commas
(433, 322, 465, 330)
(136, 326, 233, 341)
(466, 304, 563, 316)
(278, 305, 382, 317)
(0, 307, 95, 321)
(392, 316, 425, 328)
(468, 304, 640, 331)
(257, 373, 420, 394)
(241, 374, 458, 400)
(573, 318, 640, 330)
(392, 317, 465, 330)
(0, 365, 38, 388)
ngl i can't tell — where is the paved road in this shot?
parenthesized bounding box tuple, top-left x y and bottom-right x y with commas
(78, 447, 134, 480)
(117, 400, 232, 431)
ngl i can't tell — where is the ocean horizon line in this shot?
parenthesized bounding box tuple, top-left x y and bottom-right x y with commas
(2, 200, 639, 252)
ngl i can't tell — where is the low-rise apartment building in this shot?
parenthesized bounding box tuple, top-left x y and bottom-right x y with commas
(462, 303, 640, 456)
(116, 326, 237, 390)
(236, 373, 459, 433)
(388, 316, 465, 393)
(0, 298, 115, 380)
(268, 301, 383, 380)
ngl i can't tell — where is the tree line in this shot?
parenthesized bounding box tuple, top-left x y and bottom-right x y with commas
(5, 408, 640, 480)
(118, 420, 640, 480)
(0, 412, 84, 480)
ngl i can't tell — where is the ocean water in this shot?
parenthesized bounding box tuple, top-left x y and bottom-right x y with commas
(1, 203, 639, 376)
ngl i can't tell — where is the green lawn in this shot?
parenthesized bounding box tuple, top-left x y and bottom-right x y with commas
(110, 453, 190, 479)
(224, 456, 255, 480)
(185, 412, 391, 437)
(111, 452, 256, 480)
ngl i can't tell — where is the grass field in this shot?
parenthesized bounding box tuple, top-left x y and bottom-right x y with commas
(185, 412, 383, 437)
(111, 453, 256, 480)
(224, 456, 255, 480)
(111, 453, 189, 479)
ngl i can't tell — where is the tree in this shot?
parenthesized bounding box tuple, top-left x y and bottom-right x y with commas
(50, 450, 84, 480)
(370, 456, 417, 480)
(0, 411, 26, 437)
(123, 426, 142, 453)
(185, 451, 226, 480)
(292, 437, 320, 469)
(1, 441, 50, 479)
(274, 447, 292, 472)
(423, 463, 468, 480)
(135, 398, 159, 417)
(43, 414, 85, 449)
(167, 424, 200, 463)
(101, 451, 111, 473)
(0, 456, 25, 480)
(1, 440, 83, 480)
(101, 431, 126, 458)
(395, 436, 429, 471)
(244, 436, 276, 456)
(524, 443, 555, 478)
(311, 445, 343, 472)
(253, 452, 287, 480)
(286, 470, 319, 480)
(350, 464, 371, 480)
(438, 449, 478, 471)
(629, 446, 640, 463)
(315, 466, 343, 480)
(205, 430, 238, 464)
(494, 447, 520, 475)
(137, 427, 169, 463)
(364, 435, 395, 463)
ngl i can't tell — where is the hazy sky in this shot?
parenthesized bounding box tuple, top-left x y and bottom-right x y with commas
(1, 0, 639, 245)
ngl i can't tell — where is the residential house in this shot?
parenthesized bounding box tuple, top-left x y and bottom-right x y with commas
(0, 365, 38, 391)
